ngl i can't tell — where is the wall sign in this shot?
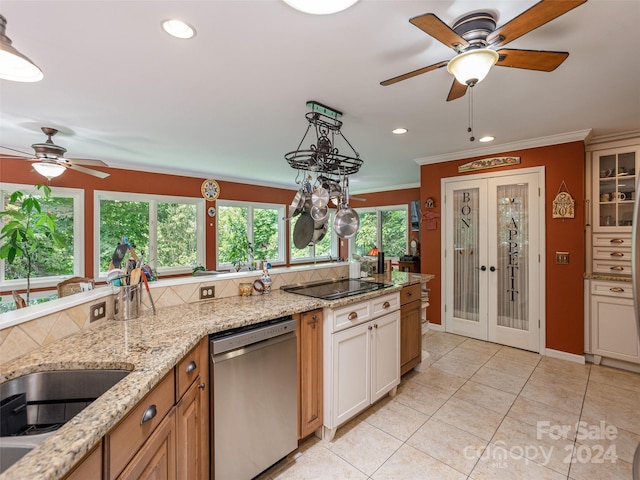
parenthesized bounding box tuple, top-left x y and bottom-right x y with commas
(552, 181, 575, 218)
(458, 156, 520, 173)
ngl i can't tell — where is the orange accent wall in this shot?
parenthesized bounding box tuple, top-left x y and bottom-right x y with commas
(420, 141, 585, 355)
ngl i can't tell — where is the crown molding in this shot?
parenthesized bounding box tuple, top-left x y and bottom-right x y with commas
(415, 129, 593, 165)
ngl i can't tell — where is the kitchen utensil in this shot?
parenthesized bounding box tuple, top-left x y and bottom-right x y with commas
(129, 267, 141, 285)
(293, 211, 314, 248)
(310, 204, 329, 223)
(311, 186, 329, 208)
(289, 189, 305, 217)
(141, 270, 156, 314)
(310, 222, 328, 244)
(333, 176, 360, 238)
(111, 242, 129, 269)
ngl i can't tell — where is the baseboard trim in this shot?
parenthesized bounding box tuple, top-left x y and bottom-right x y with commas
(427, 323, 445, 332)
(585, 353, 640, 373)
(545, 348, 585, 365)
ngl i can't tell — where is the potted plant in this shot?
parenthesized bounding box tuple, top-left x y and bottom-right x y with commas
(0, 184, 65, 304)
(228, 235, 253, 271)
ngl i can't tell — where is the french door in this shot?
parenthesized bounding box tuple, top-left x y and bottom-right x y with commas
(442, 168, 544, 352)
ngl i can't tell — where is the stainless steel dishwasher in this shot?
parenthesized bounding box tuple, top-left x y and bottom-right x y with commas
(210, 316, 297, 480)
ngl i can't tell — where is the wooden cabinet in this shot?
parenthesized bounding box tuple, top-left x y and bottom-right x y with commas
(297, 309, 323, 440)
(106, 337, 209, 480)
(400, 283, 422, 375)
(118, 409, 177, 480)
(590, 280, 640, 364)
(63, 441, 102, 480)
(323, 293, 400, 441)
(175, 338, 209, 480)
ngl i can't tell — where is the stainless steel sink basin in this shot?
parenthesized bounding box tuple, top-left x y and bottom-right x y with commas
(0, 369, 130, 474)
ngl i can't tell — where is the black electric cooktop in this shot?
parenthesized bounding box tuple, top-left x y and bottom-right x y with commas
(282, 278, 391, 301)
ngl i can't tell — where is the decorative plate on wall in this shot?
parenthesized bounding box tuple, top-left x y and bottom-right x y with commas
(201, 179, 220, 201)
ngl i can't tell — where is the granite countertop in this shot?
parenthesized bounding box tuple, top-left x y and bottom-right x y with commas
(0, 272, 433, 480)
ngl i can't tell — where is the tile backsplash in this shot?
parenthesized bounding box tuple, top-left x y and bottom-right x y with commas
(0, 265, 347, 365)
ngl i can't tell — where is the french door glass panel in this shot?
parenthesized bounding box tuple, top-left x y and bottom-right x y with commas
(453, 187, 480, 322)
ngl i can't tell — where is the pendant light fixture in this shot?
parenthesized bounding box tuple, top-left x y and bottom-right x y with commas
(0, 15, 43, 82)
(283, 0, 359, 15)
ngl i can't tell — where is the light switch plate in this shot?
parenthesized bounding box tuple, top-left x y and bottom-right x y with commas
(556, 252, 569, 264)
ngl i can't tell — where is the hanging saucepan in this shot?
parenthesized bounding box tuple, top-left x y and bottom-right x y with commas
(311, 186, 329, 208)
(293, 211, 314, 249)
(310, 204, 329, 223)
(310, 221, 328, 245)
(333, 176, 360, 238)
(289, 189, 305, 217)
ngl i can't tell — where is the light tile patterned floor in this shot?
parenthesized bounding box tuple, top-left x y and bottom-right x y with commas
(258, 330, 640, 479)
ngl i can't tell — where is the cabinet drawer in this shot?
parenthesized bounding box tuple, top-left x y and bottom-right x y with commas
(593, 233, 632, 247)
(593, 260, 631, 276)
(591, 280, 633, 299)
(107, 370, 175, 480)
(593, 246, 631, 261)
(371, 292, 400, 316)
(176, 342, 202, 400)
(332, 300, 372, 331)
(400, 284, 421, 306)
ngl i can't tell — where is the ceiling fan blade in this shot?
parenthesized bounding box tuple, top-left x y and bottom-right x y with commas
(64, 163, 110, 179)
(0, 145, 33, 157)
(496, 48, 569, 71)
(487, 0, 587, 48)
(63, 157, 109, 167)
(409, 13, 469, 50)
(447, 79, 468, 102)
(380, 60, 448, 86)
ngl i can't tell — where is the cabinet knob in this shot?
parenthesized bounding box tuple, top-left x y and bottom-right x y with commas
(374, 324, 378, 329)
(311, 314, 318, 321)
(141, 404, 157, 425)
(368, 325, 373, 331)
(185, 360, 197, 374)
(610, 238, 625, 244)
(610, 287, 625, 293)
(198, 382, 206, 390)
(348, 312, 358, 321)
(489, 266, 497, 272)
(382, 301, 391, 309)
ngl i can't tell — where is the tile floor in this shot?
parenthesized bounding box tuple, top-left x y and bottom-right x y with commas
(259, 330, 640, 479)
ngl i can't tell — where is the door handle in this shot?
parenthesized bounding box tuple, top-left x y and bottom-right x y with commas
(476, 265, 487, 271)
(489, 266, 497, 272)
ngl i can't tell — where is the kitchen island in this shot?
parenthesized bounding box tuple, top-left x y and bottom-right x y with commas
(0, 272, 432, 480)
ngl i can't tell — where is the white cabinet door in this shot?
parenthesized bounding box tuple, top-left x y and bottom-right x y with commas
(371, 310, 400, 403)
(591, 290, 640, 363)
(332, 322, 370, 427)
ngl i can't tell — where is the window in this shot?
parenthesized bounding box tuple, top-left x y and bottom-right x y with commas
(352, 205, 408, 258)
(95, 191, 204, 278)
(0, 183, 84, 289)
(216, 200, 285, 269)
(290, 211, 337, 262)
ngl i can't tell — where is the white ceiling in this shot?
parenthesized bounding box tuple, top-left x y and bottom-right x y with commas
(1, 1, 639, 194)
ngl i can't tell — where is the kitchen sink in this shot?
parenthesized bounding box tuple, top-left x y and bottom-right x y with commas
(0, 369, 131, 474)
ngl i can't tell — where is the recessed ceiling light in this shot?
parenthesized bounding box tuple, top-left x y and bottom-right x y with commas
(479, 136, 495, 143)
(392, 128, 408, 135)
(162, 19, 196, 39)
(283, 0, 359, 15)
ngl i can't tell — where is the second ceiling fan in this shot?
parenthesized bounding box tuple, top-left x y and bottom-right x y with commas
(380, 0, 587, 101)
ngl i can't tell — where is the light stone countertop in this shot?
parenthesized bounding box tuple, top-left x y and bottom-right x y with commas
(0, 272, 433, 480)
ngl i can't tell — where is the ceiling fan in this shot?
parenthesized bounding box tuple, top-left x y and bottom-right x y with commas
(0, 127, 110, 179)
(380, 0, 587, 101)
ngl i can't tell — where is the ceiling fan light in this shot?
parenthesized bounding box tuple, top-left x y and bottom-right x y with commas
(0, 15, 43, 82)
(447, 49, 498, 86)
(283, 0, 359, 15)
(33, 161, 65, 179)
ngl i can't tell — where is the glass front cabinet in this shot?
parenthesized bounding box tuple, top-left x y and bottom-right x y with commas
(592, 146, 639, 232)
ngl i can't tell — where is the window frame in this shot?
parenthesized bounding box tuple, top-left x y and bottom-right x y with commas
(0, 182, 84, 290)
(94, 190, 205, 279)
(350, 204, 409, 259)
(215, 199, 286, 270)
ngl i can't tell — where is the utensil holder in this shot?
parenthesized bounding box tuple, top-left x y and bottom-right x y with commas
(113, 284, 141, 320)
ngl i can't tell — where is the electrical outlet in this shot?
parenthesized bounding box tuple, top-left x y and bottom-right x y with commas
(556, 252, 570, 264)
(90, 301, 106, 322)
(200, 286, 215, 300)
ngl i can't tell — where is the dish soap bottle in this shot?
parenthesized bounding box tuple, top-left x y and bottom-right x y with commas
(261, 265, 272, 295)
